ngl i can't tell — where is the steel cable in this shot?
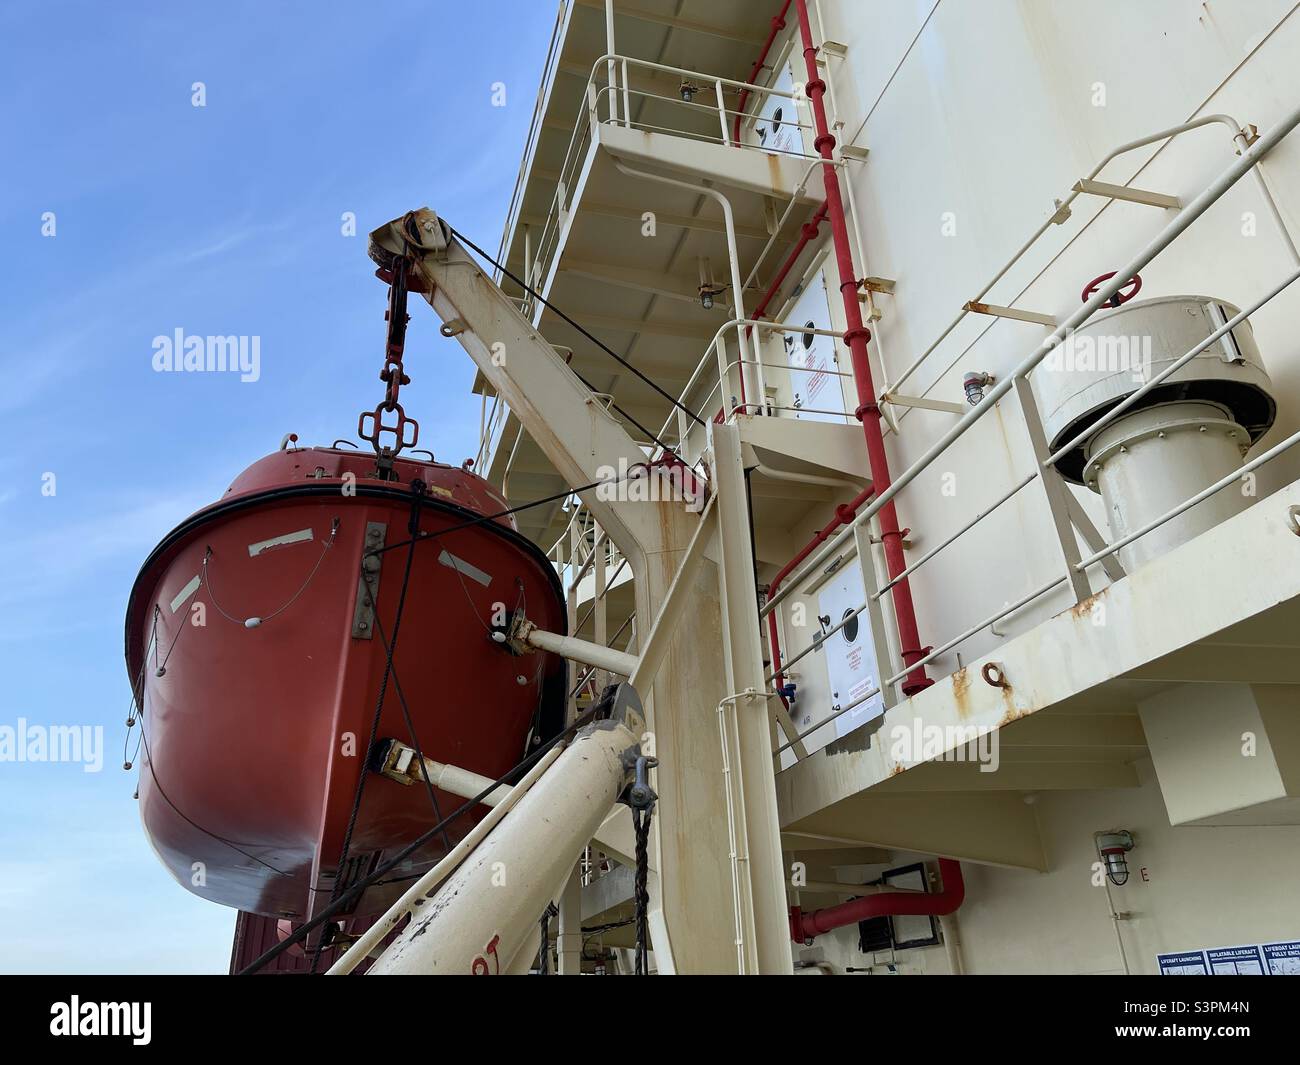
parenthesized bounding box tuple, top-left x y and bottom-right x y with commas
(447, 224, 706, 430)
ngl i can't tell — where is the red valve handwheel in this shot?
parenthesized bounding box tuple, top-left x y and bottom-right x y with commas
(1081, 271, 1142, 306)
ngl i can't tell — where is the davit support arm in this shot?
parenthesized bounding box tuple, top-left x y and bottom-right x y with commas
(362, 209, 793, 974)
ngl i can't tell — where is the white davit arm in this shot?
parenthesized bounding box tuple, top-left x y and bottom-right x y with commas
(364, 686, 650, 975)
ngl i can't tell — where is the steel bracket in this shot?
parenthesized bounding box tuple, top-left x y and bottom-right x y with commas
(859, 276, 895, 294)
(502, 609, 539, 656)
(351, 521, 387, 638)
(1073, 177, 1180, 210)
(963, 300, 1057, 327)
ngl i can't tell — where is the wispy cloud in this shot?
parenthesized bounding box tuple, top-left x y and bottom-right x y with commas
(174, 214, 300, 266)
(0, 489, 212, 635)
(0, 0, 558, 974)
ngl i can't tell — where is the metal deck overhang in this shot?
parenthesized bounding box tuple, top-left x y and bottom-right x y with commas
(478, 2, 831, 549)
(776, 475, 1300, 870)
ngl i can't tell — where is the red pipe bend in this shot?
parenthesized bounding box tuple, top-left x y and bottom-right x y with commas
(791, 0, 931, 695)
(790, 859, 964, 942)
(738, 3, 932, 699)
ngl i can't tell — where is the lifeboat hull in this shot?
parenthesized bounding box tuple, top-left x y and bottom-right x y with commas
(125, 448, 568, 920)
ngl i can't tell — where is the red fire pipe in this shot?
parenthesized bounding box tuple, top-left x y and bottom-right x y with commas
(792, 0, 930, 694)
(768, 485, 873, 709)
(790, 859, 964, 941)
(734, 1, 795, 144)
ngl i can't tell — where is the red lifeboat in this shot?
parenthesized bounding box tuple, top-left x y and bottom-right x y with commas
(124, 444, 568, 922)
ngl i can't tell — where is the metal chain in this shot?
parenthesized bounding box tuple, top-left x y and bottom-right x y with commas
(201, 519, 339, 629)
(358, 254, 420, 476)
(633, 807, 652, 975)
(536, 901, 559, 975)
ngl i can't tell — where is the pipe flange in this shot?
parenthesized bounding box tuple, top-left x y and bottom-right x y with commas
(1081, 408, 1248, 491)
(497, 609, 537, 656)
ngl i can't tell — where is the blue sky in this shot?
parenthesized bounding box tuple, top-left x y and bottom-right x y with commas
(0, 0, 555, 973)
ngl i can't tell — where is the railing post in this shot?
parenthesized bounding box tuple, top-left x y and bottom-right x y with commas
(715, 79, 730, 146)
(604, 0, 618, 124)
(752, 325, 769, 414)
(715, 335, 732, 420)
(567, 517, 581, 723)
(478, 391, 487, 465)
(621, 57, 631, 128)
(711, 421, 796, 973)
(1012, 376, 1093, 603)
(594, 520, 608, 692)
(557, 863, 583, 974)
(522, 223, 533, 317)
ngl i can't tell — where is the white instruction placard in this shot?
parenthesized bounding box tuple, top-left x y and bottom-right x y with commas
(1262, 941, 1300, 975)
(1157, 950, 1209, 975)
(1159, 940, 1299, 974)
(1206, 945, 1266, 974)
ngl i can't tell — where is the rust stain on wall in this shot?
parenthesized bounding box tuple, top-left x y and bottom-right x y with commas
(951, 666, 971, 719)
(1070, 587, 1107, 620)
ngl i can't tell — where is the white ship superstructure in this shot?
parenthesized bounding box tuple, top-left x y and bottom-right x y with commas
(440, 0, 1300, 975)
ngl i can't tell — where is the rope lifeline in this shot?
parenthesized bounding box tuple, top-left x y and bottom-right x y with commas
(446, 224, 707, 433)
(311, 488, 424, 972)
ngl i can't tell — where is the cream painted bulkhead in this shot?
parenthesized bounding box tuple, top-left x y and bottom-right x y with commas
(487, 0, 1300, 973)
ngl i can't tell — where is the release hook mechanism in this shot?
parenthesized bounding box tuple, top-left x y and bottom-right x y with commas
(358, 253, 421, 477)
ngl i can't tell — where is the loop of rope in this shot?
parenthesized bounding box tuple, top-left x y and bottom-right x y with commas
(536, 901, 559, 974)
(202, 519, 340, 627)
